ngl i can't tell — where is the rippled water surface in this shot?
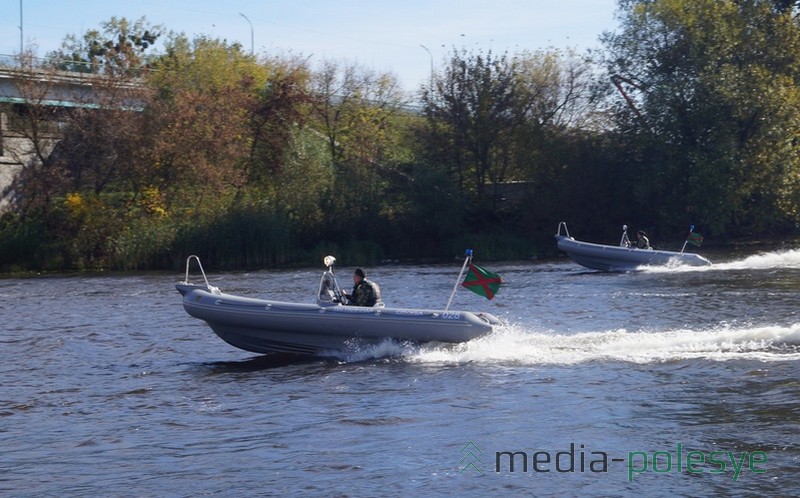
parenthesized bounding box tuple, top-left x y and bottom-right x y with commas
(2, 249, 800, 496)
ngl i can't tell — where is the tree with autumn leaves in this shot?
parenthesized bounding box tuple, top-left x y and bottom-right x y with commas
(0, 18, 415, 269)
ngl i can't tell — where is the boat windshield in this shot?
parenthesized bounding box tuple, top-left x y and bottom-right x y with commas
(318, 271, 340, 304)
(620, 226, 631, 247)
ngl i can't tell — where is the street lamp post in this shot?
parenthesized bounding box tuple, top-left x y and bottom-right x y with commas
(239, 12, 254, 56)
(420, 44, 433, 91)
(19, 0, 24, 54)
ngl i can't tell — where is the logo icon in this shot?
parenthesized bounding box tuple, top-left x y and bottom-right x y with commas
(460, 441, 484, 474)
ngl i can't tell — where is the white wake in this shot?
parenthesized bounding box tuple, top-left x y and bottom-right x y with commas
(642, 248, 800, 273)
(340, 323, 800, 365)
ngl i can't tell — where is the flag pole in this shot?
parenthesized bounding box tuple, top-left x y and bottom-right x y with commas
(445, 249, 472, 311)
(680, 225, 695, 254)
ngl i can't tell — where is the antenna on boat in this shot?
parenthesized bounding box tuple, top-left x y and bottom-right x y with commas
(445, 249, 473, 311)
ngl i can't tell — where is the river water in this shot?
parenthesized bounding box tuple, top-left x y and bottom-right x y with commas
(2, 248, 799, 496)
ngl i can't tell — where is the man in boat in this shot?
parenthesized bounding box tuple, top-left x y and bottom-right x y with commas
(342, 268, 382, 307)
(636, 230, 652, 249)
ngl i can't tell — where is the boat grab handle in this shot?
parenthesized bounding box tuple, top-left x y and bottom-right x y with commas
(183, 255, 212, 289)
(557, 221, 570, 237)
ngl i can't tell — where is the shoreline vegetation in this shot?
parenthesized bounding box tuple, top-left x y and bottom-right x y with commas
(3, 2, 800, 273)
(1, 236, 797, 279)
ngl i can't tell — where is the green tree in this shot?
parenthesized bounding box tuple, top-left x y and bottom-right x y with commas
(244, 56, 312, 187)
(309, 60, 408, 229)
(510, 49, 599, 204)
(422, 48, 521, 208)
(421, 47, 598, 224)
(49, 16, 161, 74)
(604, 0, 800, 236)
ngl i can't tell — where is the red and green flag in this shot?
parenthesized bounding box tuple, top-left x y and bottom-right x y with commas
(462, 264, 502, 300)
(686, 231, 704, 247)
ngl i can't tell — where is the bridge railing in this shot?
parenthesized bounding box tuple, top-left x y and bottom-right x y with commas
(0, 54, 150, 78)
(0, 54, 18, 68)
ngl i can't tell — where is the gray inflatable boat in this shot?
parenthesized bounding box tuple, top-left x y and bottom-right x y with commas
(555, 222, 712, 271)
(176, 256, 502, 356)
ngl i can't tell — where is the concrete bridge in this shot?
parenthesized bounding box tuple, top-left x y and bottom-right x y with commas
(0, 55, 144, 208)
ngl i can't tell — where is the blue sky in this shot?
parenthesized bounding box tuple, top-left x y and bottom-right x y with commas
(1, 0, 619, 91)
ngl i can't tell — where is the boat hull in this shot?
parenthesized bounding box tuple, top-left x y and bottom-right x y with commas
(177, 284, 501, 356)
(555, 235, 711, 271)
